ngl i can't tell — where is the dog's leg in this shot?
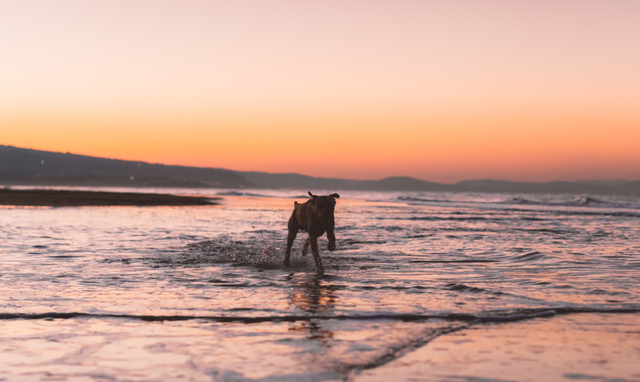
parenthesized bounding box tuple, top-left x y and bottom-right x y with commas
(301, 237, 310, 256)
(309, 236, 324, 274)
(325, 214, 336, 251)
(284, 229, 297, 267)
(284, 218, 299, 267)
(327, 231, 336, 252)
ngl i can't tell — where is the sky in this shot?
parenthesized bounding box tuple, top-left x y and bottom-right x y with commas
(2, 0, 639, 183)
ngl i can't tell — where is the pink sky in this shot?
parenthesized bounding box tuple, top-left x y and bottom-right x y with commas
(2, 1, 639, 183)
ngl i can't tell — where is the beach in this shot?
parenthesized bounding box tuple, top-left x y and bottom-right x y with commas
(1, 188, 639, 381)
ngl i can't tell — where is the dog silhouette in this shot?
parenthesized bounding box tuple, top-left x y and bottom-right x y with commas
(284, 191, 339, 274)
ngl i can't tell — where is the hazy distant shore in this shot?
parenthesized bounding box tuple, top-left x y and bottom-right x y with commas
(3, 145, 640, 194)
(0, 189, 219, 207)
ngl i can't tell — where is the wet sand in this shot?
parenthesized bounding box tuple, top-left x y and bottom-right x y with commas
(0, 314, 637, 381)
(0, 189, 219, 206)
(354, 313, 640, 382)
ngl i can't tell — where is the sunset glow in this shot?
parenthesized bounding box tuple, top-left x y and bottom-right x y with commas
(2, 1, 639, 183)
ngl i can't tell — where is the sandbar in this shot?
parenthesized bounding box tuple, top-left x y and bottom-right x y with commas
(0, 189, 219, 206)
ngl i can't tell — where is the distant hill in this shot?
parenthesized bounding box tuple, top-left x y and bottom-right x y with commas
(239, 172, 448, 191)
(1, 145, 638, 194)
(0, 145, 251, 188)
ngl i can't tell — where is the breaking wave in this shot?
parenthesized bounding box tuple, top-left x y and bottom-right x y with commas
(503, 196, 637, 209)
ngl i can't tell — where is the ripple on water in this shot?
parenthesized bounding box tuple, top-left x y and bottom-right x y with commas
(1, 191, 640, 379)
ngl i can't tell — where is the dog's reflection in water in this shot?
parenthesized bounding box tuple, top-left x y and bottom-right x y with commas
(287, 274, 338, 344)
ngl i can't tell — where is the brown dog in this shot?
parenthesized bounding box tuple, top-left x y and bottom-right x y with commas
(284, 191, 340, 274)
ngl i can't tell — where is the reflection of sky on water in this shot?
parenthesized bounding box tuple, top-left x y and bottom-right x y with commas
(1, 190, 639, 380)
(288, 273, 339, 345)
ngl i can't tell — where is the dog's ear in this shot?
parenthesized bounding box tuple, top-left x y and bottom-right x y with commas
(294, 201, 299, 206)
(329, 193, 340, 199)
(308, 191, 317, 198)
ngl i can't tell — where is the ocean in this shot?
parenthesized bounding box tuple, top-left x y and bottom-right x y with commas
(1, 187, 639, 381)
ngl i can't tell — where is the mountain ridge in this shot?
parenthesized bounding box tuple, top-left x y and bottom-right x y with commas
(1, 145, 638, 194)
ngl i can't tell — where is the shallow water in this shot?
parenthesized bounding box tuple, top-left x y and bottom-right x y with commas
(1, 188, 639, 380)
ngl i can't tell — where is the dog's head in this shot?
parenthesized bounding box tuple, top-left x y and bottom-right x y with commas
(308, 191, 339, 217)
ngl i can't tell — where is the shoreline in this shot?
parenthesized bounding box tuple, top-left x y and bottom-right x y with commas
(0, 189, 219, 206)
(0, 313, 637, 380)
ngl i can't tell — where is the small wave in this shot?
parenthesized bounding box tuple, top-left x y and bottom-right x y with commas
(215, 191, 274, 198)
(553, 284, 575, 289)
(353, 285, 432, 292)
(397, 196, 450, 203)
(443, 283, 506, 296)
(407, 216, 495, 221)
(504, 197, 542, 205)
(410, 259, 494, 264)
(503, 196, 636, 209)
(551, 210, 640, 218)
(586, 289, 629, 296)
(339, 239, 387, 250)
(4, 307, 638, 324)
(565, 196, 634, 208)
(512, 251, 546, 262)
(522, 228, 574, 234)
(340, 239, 388, 245)
(609, 211, 640, 217)
(475, 310, 556, 322)
(403, 234, 434, 239)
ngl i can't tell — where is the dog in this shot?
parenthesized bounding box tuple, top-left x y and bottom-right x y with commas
(284, 191, 340, 274)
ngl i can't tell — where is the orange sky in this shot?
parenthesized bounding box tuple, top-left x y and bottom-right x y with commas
(2, 1, 639, 183)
